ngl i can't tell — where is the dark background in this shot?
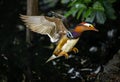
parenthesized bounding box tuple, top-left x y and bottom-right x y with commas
(0, 0, 120, 82)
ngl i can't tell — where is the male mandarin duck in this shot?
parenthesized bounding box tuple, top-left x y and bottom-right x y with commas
(20, 15, 98, 63)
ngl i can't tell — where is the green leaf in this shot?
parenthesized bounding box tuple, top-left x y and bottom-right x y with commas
(96, 11, 106, 24)
(68, 0, 77, 7)
(72, 9, 79, 17)
(84, 0, 92, 3)
(65, 3, 86, 18)
(93, 1, 104, 11)
(61, 0, 70, 4)
(107, 0, 116, 3)
(85, 12, 96, 23)
(65, 0, 116, 24)
(103, 1, 116, 19)
(64, 7, 77, 17)
(77, 8, 84, 19)
(83, 7, 93, 19)
(75, 3, 87, 8)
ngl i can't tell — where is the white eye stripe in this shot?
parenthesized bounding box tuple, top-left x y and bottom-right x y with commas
(83, 23, 93, 27)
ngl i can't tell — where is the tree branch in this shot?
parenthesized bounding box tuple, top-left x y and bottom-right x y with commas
(26, 0, 38, 43)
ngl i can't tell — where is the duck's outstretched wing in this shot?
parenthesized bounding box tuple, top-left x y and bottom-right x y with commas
(20, 15, 68, 42)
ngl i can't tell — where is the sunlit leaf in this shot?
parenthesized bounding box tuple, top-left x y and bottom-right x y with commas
(75, 3, 87, 8)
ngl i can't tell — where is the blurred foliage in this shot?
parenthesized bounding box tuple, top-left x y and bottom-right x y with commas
(39, 0, 58, 10)
(63, 0, 116, 24)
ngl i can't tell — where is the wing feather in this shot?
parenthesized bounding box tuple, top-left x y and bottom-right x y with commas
(21, 15, 55, 34)
(20, 15, 67, 42)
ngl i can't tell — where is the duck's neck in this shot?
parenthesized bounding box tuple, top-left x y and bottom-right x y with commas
(71, 31, 81, 39)
(66, 31, 81, 39)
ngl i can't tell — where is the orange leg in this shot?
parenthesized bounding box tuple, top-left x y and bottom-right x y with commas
(58, 51, 69, 59)
(72, 47, 79, 53)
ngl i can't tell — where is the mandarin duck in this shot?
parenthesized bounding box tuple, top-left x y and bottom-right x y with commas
(20, 15, 98, 63)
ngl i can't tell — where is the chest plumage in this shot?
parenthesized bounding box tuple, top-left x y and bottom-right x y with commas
(53, 35, 79, 55)
(61, 37, 79, 52)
